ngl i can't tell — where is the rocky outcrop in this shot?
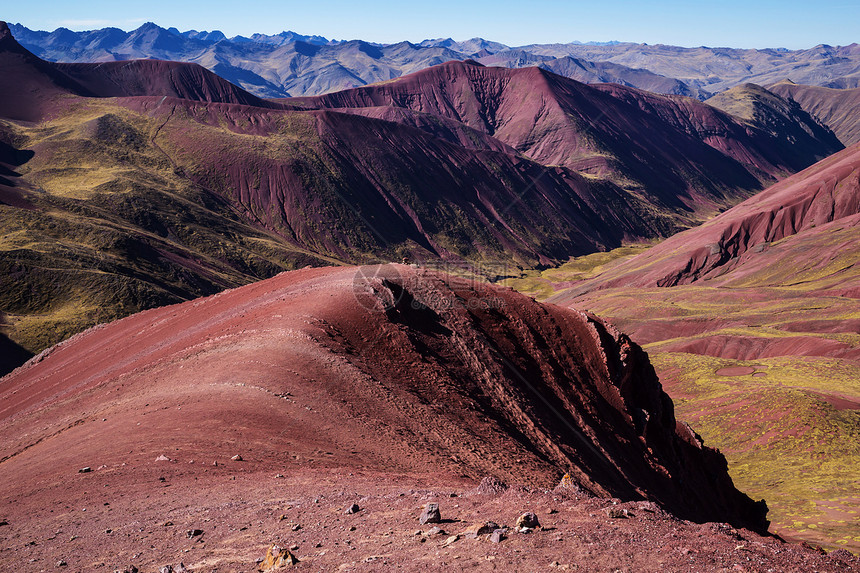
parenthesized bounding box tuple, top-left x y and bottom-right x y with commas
(1, 265, 768, 532)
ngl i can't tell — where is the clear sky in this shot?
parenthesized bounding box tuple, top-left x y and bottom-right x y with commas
(8, 0, 859, 49)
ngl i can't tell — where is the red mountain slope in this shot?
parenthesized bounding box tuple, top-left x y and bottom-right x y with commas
(53, 59, 273, 108)
(118, 95, 665, 266)
(0, 21, 272, 121)
(540, 143, 860, 551)
(0, 265, 767, 532)
(558, 142, 860, 290)
(769, 80, 860, 146)
(291, 61, 842, 219)
(0, 21, 93, 120)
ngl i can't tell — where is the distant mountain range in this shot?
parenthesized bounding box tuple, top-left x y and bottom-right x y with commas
(8, 22, 860, 98)
(0, 20, 842, 363)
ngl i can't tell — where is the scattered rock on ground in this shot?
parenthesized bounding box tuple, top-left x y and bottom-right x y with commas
(186, 529, 203, 538)
(461, 521, 500, 539)
(516, 512, 540, 529)
(231, 455, 243, 461)
(78, 467, 92, 473)
(259, 544, 299, 570)
(830, 548, 854, 561)
(155, 455, 170, 462)
(345, 503, 360, 514)
(441, 534, 459, 547)
(606, 507, 630, 519)
(426, 526, 445, 535)
(490, 528, 507, 543)
(419, 503, 441, 524)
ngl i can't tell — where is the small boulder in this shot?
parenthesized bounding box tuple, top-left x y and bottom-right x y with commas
(515, 512, 540, 529)
(490, 528, 506, 543)
(231, 455, 243, 461)
(258, 544, 299, 570)
(606, 507, 629, 519)
(175, 564, 189, 573)
(159, 567, 173, 573)
(419, 503, 441, 524)
(441, 534, 459, 547)
(345, 503, 360, 515)
(78, 467, 92, 473)
(155, 455, 171, 462)
(461, 521, 499, 539)
(186, 529, 203, 538)
(426, 526, 445, 536)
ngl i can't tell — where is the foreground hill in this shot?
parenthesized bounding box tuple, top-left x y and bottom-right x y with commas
(769, 81, 860, 146)
(507, 144, 860, 550)
(3, 265, 829, 571)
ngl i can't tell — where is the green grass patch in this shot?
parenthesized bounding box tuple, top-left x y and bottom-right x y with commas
(651, 352, 860, 551)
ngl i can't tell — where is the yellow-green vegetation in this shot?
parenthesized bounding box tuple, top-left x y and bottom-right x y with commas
(500, 244, 651, 300)
(571, 285, 860, 551)
(0, 100, 338, 357)
(652, 352, 860, 551)
(506, 232, 860, 551)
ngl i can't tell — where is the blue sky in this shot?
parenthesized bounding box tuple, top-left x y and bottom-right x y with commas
(9, 0, 859, 49)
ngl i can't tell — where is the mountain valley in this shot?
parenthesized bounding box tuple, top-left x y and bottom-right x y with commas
(1, 16, 860, 570)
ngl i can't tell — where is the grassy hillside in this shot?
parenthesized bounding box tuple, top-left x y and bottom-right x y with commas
(505, 230, 860, 551)
(0, 102, 333, 360)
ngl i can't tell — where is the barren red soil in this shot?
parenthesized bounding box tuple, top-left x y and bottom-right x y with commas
(2, 266, 855, 570)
